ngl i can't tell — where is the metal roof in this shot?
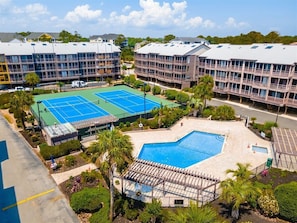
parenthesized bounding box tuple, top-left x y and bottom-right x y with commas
(200, 43, 297, 65)
(44, 123, 77, 138)
(272, 127, 297, 156)
(135, 42, 209, 56)
(0, 42, 121, 55)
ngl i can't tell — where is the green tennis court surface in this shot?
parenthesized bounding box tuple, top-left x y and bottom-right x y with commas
(32, 85, 178, 127)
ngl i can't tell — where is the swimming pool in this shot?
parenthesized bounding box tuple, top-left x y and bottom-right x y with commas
(138, 131, 225, 168)
(252, 145, 268, 154)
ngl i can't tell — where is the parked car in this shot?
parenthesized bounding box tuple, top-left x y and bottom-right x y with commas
(71, 81, 88, 88)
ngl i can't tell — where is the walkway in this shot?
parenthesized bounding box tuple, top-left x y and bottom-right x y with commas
(51, 163, 97, 185)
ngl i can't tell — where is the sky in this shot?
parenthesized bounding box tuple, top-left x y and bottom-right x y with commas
(0, 0, 296, 38)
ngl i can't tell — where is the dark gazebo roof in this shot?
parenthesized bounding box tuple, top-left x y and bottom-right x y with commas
(272, 127, 297, 156)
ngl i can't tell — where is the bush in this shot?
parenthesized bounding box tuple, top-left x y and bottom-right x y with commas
(148, 118, 159, 129)
(152, 85, 161, 95)
(274, 181, 297, 222)
(164, 89, 178, 100)
(139, 211, 151, 223)
(65, 155, 77, 167)
(39, 140, 81, 160)
(70, 188, 103, 213)
(0, 93, 12, 109)
(257, 190, 279, 217)
(125, 209, 139, 220)
(81, 170, 100, 184)
(175, 92, 189, 104)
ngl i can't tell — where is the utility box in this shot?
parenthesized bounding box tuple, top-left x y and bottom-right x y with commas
(266, 158, 273, 168)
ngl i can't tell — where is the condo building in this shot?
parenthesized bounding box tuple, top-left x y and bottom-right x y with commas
(0, 42, 121, 87)
(135, 42, 297, 112)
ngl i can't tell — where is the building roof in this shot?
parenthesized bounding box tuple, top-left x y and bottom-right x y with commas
(135, 42, 210, 56)
(171, 37, 210, 45)
(44, 123, 77, 138)
(0, 42, 121, 55)
(89, 33, 121, 41)
(200, 43, 297, 65)
(25, 32, 60, 40)
(272, 127, 297, 156)
(0, 32, 25, 42)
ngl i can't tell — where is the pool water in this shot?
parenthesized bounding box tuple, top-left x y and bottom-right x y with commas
(138, 131, 225, 168)
(252, 145, 268, 154)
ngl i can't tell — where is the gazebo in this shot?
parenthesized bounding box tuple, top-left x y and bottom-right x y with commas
(121, 159, 220, 207)
(271, 127, 297, 171)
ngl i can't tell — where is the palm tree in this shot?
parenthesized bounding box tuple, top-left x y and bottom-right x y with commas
(168, 203, 223, 223)
(56, 81, 65, 92)
(10, 91, 34, 128)
(226, 163, 253, 181)
(220, 163, 261, 220)
(88, 129, 134, 220)
(25, 72, 40, 90)
(194, 75, 214, 109)
(188, 96, 204, 117)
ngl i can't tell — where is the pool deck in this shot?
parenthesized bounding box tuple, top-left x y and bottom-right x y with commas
(125, 117, 272, 180)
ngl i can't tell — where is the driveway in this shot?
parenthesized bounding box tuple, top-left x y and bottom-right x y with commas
(0, 116, 80, 223)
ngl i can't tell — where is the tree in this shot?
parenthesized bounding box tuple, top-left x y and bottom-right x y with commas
(114, 34, 126, 48)
(10, 91, 34, 128)
(188, 96, 204, 117)
(164, 34, 176, 43)
(56, 81, 64, 92)
(225, 163, 252, 181)
(194, 75, 214, 109)
(88, 129, 134, 220)
(145, 199, 162, 223)
(25, 72, 40, 90)
(220, 163, 261, 220)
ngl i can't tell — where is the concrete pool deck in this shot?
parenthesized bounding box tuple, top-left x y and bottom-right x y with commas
(125, 117, 272, 180)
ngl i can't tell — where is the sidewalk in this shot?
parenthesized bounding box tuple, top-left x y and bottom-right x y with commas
(51, 163, 97, 185)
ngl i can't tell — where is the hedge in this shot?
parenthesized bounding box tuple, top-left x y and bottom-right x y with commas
(274, 181, 297, 222)
(39, 139, 81, 160)
(70, 187, 103, 213)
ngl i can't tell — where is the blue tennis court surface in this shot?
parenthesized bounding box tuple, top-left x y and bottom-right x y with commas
(42, 96, 109, 123)
(96, 90, 160, 114)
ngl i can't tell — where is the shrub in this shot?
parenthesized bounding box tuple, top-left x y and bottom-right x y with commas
(125, 209, 139, 220)
(119, 122, 125, 128)
(39, 140, 81, 160)
(125, 121, 131, 127)
(139, 211, 151, 223)
(152, 85, 161, 95)
(164, 89, 178, 100)
(81, 170, 100, 184)
(65, 155, 77, 167)
(175, 92, 189, 104)
(0, 93, 12, 109)
(148, 118, 159, 129)
(257, 190, 279, 217)
(214, 105, 235, 120)
(70, 187, 102, 213)
(274, 181, 297, 222)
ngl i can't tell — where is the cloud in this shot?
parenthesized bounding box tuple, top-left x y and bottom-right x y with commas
(0, 0, 10, 7)
(65, 4, 102, 23)
(122, 5, 131, 12)
(103, 0, 216, 32)
(225, 17, 248, 28)
(12, 3, 48, 16)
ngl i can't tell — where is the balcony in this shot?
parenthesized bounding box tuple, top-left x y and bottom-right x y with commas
(253, 80, 268, 87)
(271, 70, 291, 77)
(286, 98, 297, 108)
(269, 83, 289, 91)
(290, 85, 297, 92)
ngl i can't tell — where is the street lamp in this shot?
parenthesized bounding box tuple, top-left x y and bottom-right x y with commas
(275, 106, 280, 125)
(143, 82, 147, 119)
(37, 101, 42, 127)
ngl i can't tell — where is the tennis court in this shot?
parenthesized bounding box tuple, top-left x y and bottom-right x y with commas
(42, 96, 109, 124)
(32, 85, 178, 127)
(96, 90, 159, 114)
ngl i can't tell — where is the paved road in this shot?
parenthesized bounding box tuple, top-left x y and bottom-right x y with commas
(207, 98, 297, 130)
(0, 116, 80, 223)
